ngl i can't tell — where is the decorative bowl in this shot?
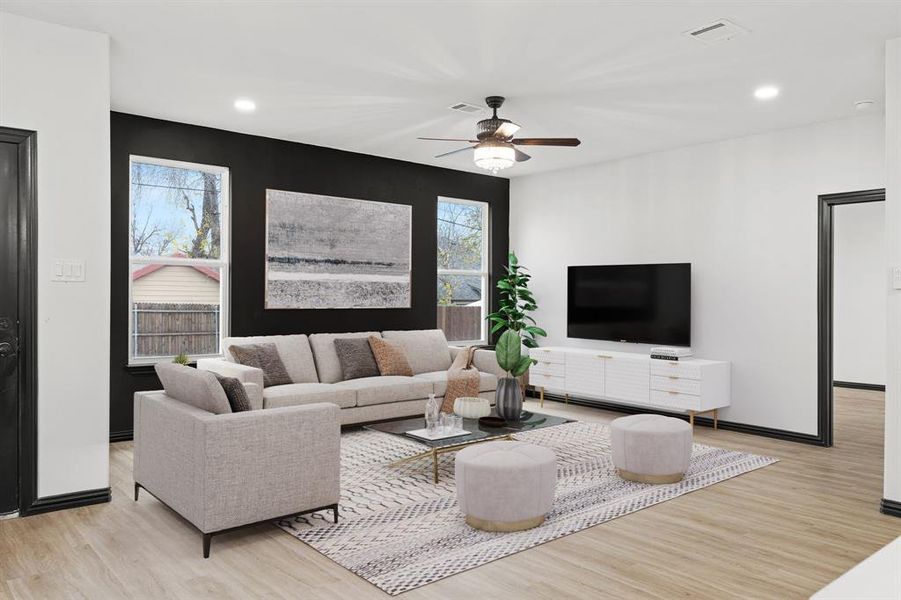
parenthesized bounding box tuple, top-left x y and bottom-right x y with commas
(453, 397, 491, 419)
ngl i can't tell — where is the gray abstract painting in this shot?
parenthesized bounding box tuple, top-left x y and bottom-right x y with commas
(265, 190, 412, 309)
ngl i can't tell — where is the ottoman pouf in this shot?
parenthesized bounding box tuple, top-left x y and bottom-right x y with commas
(455, 441, 556, 532)
(610, 414, 693, 484)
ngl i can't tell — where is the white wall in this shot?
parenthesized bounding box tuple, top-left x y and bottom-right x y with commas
(0, 13, 111, 497)
(834, 202, 886, 386)
(511, 115, 885, 435)
(884, 37, 901, 504)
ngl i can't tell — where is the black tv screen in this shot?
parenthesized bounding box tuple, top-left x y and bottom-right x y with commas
(567, 263, 691, 346)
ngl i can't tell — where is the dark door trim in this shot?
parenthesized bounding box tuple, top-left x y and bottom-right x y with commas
(818, 188, 886, 448)
(0, 127, 38, 515)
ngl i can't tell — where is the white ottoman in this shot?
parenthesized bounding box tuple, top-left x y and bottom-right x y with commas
(611, 414, 693, 484)
(455, 441, 556, 532)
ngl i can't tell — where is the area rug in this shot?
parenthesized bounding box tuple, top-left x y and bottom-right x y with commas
(276, 421, 777, 595)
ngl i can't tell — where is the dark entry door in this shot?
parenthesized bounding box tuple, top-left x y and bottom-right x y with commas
(0, 140, 19, 513)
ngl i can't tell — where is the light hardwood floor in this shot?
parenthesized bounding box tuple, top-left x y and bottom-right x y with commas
(2, 388, 900, 599)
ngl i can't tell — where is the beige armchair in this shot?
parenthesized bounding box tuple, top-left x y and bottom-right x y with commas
(133, 367, 341, 557)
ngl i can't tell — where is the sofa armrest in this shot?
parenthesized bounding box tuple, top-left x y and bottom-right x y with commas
(135, 392, 340, 534)
(197, 402, 340, 532)
(449, 345, 507, 380)
(197, 358, 264, 409)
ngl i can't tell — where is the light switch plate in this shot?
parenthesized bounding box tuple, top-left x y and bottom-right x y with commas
(893, 266, 901, 290)
(52, 259, 86, 282)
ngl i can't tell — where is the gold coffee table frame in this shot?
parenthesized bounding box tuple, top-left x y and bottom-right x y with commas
(391, 433, 515, 483)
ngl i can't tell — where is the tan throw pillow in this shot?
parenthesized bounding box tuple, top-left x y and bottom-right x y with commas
(368, 336, 414, 377)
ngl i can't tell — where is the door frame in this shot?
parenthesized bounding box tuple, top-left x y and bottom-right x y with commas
(0, 127, 38, 515)
(817, 188, 886, 448)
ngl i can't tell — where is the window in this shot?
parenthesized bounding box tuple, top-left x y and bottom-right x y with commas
(437, 197, 489, 343)
(128, 156, 230, 364)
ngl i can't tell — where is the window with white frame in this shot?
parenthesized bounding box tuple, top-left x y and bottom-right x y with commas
(436, 197, 489, 344)
(128, 156, 230, 364)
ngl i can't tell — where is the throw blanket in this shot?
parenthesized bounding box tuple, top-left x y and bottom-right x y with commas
(442, 346, 481, 413)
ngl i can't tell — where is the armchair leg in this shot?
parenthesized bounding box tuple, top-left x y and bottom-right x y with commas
(134, 482, 140, 501)
(332, 504, 339, 524)
(203, 533, 212, 559)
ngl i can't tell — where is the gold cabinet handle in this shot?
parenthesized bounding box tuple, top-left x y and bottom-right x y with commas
(668, 391, 678, 395)
(668, 376, 679, 380)
(596, 354, 612, 359)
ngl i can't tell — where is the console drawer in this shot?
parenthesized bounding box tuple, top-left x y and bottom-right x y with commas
(650, 360, 701, 380)
(650, 375, 701, 396)
(650, 390, 701, 412)
(531, 348, 565, 364)
(531, 361, 564, 377)
(531, 373, 565, 391)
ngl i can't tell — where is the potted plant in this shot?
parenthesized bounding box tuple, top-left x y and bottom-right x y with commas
(494, 329, 536, 422)
(487, 251, 546, 347)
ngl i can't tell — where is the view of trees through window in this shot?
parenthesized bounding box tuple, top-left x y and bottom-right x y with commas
(437, 198, 488, 343)
(129, 158, 229, 363)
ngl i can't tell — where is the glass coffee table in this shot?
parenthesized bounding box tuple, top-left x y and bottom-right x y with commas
(365, 411, 572, 483)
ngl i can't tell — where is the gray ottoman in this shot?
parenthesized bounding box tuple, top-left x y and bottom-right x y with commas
(455, 441, 556, 532)
(611, 414, 693, 484)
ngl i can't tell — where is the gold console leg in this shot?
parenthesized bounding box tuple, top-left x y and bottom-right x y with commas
(432, 448, 439, 483)
(565, 393, 570, 405)
(689, 411, 695, 427)
(540, 386, 545, 408)
(713, 409, 718, 430)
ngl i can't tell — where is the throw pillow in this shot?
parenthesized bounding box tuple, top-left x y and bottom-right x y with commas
(334, 337, 380, 380)
(229, 343, 292, 387)
(213, 373, 252, 412)
(368, 335, 414, 377)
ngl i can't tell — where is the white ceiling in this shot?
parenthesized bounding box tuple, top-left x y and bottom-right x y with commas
(3, 1, 900, 177)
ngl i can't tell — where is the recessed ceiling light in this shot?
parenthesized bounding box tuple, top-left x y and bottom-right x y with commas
(234, 98, 256, 112)
(854, 100, 876, 111)
(754, 85, 780, 100)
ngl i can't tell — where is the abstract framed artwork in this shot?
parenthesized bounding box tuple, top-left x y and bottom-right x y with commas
(265, 189, 412, 309)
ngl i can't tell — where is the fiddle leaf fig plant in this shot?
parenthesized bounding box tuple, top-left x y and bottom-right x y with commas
(495, 329, 536, 377)
(487, 251, 546, 348)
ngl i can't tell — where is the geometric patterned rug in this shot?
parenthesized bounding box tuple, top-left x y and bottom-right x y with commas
(276, 421, 777, 595)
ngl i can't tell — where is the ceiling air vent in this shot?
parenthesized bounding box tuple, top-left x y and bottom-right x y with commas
(448, 102, 483, 114)
(684, 19, 748, 45)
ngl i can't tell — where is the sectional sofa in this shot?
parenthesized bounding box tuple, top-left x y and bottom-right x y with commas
(197, 329, 503, 425)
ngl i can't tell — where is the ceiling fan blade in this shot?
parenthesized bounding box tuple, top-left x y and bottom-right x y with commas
(514, 148, 531, 162)
(434, 146, 474, 159)
(418, 137, 479, 142)
(494, 121, 521, 139)
(511, 138, 581, 146)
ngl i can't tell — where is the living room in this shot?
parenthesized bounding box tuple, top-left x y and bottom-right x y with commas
(1, 2, 900, 598)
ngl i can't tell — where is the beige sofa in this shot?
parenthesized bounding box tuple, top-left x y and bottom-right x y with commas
(134, 364, 340, 558)
(197, 329, 503, 425)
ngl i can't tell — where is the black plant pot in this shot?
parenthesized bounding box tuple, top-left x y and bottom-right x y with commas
(495, 377, 523, 422)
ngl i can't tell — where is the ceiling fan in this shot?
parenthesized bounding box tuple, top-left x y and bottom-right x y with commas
(419, 96, 580, 174)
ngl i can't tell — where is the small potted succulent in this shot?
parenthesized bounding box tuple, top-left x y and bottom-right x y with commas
(494, 329, 536, 422)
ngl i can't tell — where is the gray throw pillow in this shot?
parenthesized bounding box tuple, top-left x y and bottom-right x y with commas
(334, 337, 380, 380)
(229, 343, 292, 388)
(213, 373, 252, 412)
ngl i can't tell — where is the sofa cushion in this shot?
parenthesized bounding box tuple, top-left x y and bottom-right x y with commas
(223, 334, 318, 384)
(413, 370, 499, 396)
(262, 383, 356, 410)
(309, 332, 381, 383)
(369, 336, 414, 377)
(154, 363, 231, 414)
(229, 343, 292, 388)
(333, 376, 433, 407)
(334, 337, 380, 380)
(381, 329, 453, 374)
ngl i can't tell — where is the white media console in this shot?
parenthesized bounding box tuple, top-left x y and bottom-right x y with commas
(529, 346, 731, 427)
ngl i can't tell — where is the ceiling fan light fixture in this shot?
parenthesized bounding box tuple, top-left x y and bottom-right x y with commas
(474, 140, 515, 174)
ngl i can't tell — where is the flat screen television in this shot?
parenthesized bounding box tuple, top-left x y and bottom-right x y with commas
(567, 263, 691, 346)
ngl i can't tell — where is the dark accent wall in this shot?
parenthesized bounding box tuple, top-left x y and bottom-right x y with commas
(110, 112, 509, 439)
